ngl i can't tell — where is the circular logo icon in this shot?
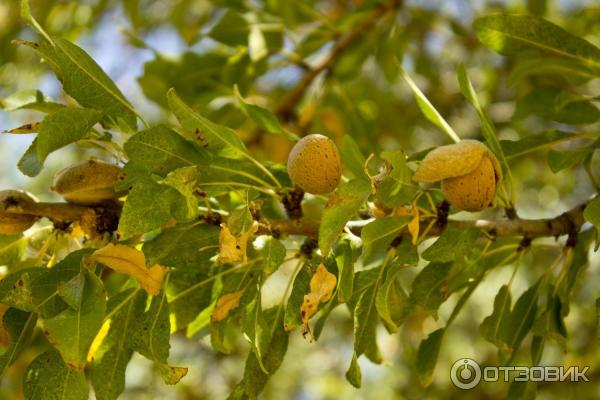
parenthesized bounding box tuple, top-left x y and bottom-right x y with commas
(450, 358, 481, 389)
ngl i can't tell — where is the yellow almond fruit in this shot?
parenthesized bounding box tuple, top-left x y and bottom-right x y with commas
(413, 140, 492, 182)
(287, 134, 342, 194)
(413, 140, 502, 212)
(441, 155, 497, 211)
(0, 190, 39, 235)
(52, 160, 126, 205)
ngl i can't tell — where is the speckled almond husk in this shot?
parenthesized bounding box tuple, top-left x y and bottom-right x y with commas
(52, 160, 126, 205)
(287, 134, 342, 194)
(0, 190, 39, 234)
(413, 140, 502, 211)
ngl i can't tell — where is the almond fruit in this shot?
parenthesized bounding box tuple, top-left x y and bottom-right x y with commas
(287, 134, 342, 194)
(413, 140, 501, 211)
(52, 160, 126, 205)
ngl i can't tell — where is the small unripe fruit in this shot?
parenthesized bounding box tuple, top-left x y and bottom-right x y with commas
(0, 190, 39, 235)
(287, 134, 342, 194)
(52, 160, 126, 205)
(413, 140, 502, 212)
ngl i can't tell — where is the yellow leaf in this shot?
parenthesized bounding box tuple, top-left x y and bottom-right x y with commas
(87, 319, 111, 362)
(301, 263, 337, 337)
(69, 224, 85, 239)
(217, 222, 257, 264)
(212, 290, 245, 322)
(408, 201, 420, 245)
(393, 206, 412, 217)
(91, 243, 167, 295)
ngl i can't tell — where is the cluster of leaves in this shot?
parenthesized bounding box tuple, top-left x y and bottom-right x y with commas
(0, 1, 600, 399)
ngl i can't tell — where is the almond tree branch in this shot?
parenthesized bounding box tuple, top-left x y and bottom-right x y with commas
(258, 201, 589, 242)
(3, 196, 590, 244)
(274, 0, 403, 122)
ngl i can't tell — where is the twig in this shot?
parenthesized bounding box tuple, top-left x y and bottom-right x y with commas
(274, 0, 402, 122)
(258, 201, 589, 241)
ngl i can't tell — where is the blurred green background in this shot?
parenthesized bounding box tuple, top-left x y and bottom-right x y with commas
(0, 0, 599, 398)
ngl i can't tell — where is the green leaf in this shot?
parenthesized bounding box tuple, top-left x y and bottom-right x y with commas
(232, 308, 289, 399)
(208, 10, 249, 47)
(118, 177, 189, 238)
(242, 295, 271, 374)
(474, 14, 600, 73)
(37, 107, 103, 163)
(375, 264, 410, 333)
(547, 148, 592, 173)
(456, 64, 509, 179)
(515, 86, 600, 124)
(137, 51, 232, 109)
(23, 350, 89, 400)
(361, 216, 411, 263)
(143, 223, 220, 268)
(17, 26, 138, 130)
(0, 309, 37, 376)
(398, 65, 461, 143)
(505, 281, 540, 358)
(283, 264, 310, 331)
(18, 138, 43, 177)
(210, 317, 238, 354)
(20, 0, 53, 44)
(162, 166, 200, 220)
(319, 179, 371, 256)
(422, 228, 479, 263)
(41, 270, 106, 370)
(501, 130, 578, 159)
(335, 241, 355, 303)
(531, 335, 545, 365)
(507, 380, 537, 400)
(353, 284, 381, 363)
(596, 298, 600, 340)
(228, 206, 254, 236)
(255, 237, 286, 275)
(128, 290, 187, 384)
(57, 272, 85, 310)
(480, 285, 512, 352)
(167, 266, 213, 331)
(533, 291, 567, 350)
(1, 89, 64, 113)
(234, 86, 298, 141)
(410, 262, 452, 319)
(124, 125, 208, 176)
(375, 150, 418, 208)
(167, 89, 247, 158)
(0, 234, 27, 266)
(345, 352, 362, 388)
(415, 328, 445, 387)
(0, 268, 44, 312)
(584, 197, 600, 246)
(340, 135, 368, 181)
(508, 57, 597, 84)
(89, 289, 136, 400)
(128, 291, 169, 361)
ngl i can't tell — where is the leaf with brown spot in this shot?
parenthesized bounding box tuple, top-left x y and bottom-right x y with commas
(217, 222, 257, 264)
(301, 263, 337, 337)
